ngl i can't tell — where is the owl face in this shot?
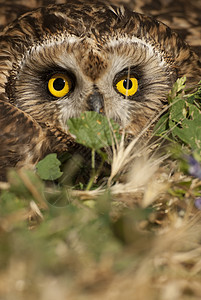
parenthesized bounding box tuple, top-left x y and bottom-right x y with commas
(13, 35, 174, 135)
(1, 1, 201, 138)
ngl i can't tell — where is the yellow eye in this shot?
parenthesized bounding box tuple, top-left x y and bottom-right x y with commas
(116, 77, 138, 97)
(48, 73, 71, 98)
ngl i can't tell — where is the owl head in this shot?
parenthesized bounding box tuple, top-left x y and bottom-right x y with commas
(0, 0, 200, 140)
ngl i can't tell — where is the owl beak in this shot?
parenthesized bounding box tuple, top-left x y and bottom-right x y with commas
(87, 90, 104, 114)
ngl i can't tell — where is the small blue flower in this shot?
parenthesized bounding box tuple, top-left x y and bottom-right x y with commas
(195, 197, 201, 210)
(186, 156, 201, 209)
(187, 156, 201, 179)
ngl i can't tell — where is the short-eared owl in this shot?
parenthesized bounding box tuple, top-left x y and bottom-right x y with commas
(0, 0, 200, 180)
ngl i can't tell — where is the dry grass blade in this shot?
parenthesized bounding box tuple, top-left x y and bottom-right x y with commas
(17, 169, 48, 210)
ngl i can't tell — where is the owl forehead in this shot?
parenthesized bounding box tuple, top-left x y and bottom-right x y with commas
(71, 38, 109, 80)
(31, 32, 163, 84)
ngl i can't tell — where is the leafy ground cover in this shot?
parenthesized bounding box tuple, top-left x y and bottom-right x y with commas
(0, 78, 201, 300)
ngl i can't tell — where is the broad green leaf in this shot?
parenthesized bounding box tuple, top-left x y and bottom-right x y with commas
(67, 111, 121, 150)
(153, 112, 169, 136)
(169, 97, 186, 126)
(171, 102, 201, 151)
(36, 153, 63, 180)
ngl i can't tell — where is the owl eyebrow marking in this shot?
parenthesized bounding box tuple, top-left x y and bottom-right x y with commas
(106, 36, 167, 67)
(32, 34, 80, 54)
(107, 36, 154, 53)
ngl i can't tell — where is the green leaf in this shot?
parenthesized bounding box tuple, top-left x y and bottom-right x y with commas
(67, 111, 121, 150)
(36, 153, 63, 180)
(168, 76, 186, 102)
(171, 102, 201, 152)
(153, 112, 169, 136)
(169, 97, 186, 127)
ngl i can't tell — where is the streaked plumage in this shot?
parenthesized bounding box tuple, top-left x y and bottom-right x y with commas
(0, 0, 200, 180)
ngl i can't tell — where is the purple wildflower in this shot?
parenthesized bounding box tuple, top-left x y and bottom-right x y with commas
(195, 197, 201, 210)
(186, 156, 201, 210)
(187, 156, 201, 179)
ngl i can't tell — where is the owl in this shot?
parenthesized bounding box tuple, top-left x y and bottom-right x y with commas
(0, 0, 200, 181)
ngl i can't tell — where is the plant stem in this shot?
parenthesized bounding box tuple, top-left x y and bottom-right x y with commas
(91, 148, 95, 170)
(86, 149, 96, 191)
(86, 150, 106, 191)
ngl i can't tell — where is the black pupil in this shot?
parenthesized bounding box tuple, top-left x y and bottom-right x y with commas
(123, 79, 132, 90)
(53, 78, 65, 91)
